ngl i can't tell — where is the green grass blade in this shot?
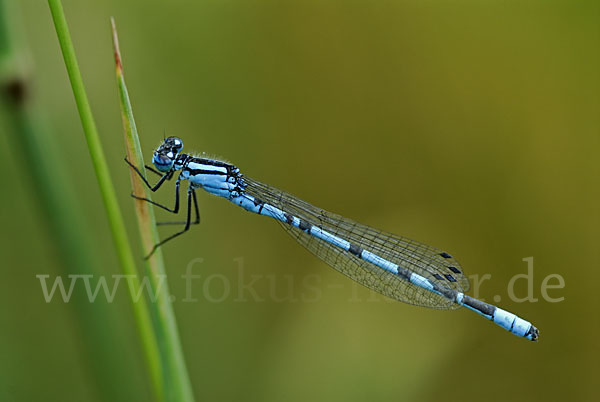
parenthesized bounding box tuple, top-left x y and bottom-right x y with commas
(112, 18, 195, 402)
(47, 1, 163, 400)
(0, 1, 142, 400)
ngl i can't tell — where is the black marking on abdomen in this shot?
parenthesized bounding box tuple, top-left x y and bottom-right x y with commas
(448, 266, 461, 274)
(432, 283, 458, 301)
(444, 274, 457, 282)
(433, 273, 444, 281)
(462, 295, 495, 317)
(349, 243, 363, 257)
(525, 326, 538, 341)
(439, 252, 452, 259)
(396, 266, 412, 281)
(284, 213, 293, 225)
(299, 219, 312, 232)
(253, 198, 265, 214)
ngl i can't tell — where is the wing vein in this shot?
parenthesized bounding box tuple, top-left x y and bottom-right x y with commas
(244, 177, 469, 309)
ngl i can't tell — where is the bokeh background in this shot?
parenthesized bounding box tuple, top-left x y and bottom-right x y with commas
(1, 1, 598, 401)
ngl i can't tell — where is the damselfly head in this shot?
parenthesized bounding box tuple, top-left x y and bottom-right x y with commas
(153, 136, 184, 172)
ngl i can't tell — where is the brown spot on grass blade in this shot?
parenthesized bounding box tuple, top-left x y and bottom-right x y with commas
(110, 17, 123, 75)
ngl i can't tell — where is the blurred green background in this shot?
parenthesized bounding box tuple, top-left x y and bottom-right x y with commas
(1, 0, 598, 401)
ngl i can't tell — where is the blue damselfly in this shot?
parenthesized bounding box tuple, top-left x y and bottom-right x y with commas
(126, 137, 539, 341)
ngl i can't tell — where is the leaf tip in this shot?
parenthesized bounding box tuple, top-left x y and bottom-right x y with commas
(110, 17, 123, 74)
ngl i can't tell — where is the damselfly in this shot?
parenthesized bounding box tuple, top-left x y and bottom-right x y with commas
(126, 137, 539, 341)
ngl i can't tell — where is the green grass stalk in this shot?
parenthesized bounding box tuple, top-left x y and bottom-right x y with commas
(47, 0, 163, 399)
(112, 18, 195, 402)
(0, 1, 144, 400)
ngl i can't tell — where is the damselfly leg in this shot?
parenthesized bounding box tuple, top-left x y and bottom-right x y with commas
(125, 157, 199, 257)
(124, 157, 172, 191)
(156, 190, 200, 226)
(145, 184, 196, 257)
(144, 164, 164, 177)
